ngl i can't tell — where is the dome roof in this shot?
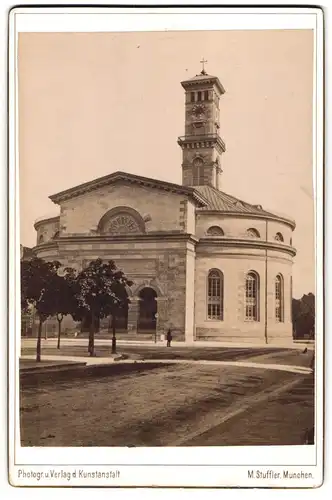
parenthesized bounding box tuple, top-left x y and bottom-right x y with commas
(195, 185, 295, 229)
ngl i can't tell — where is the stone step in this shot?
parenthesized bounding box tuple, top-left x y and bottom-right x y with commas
(115, 333, 156, 341)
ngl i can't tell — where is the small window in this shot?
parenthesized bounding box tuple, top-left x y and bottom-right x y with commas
(207, 226, 224, 236)
(246, 228, 261, 239)
(38, 235, 44, 244)
(197, 91, 202, 101)
(275, 232, 284, 242)
(204, 90, 209, 101)
(191, 92, 195, 103)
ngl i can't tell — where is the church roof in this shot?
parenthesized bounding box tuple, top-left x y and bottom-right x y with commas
(194, 185, 296, 229)
(49, 170, 295, 228)
(181, 71, 225, 94)
(49, 170, 208, 207)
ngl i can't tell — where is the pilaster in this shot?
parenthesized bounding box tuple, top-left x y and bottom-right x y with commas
(127, 296, 140, 332)
(155, 297, 168, 335)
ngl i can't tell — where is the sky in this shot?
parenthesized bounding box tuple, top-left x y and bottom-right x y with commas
(18, 30, 314, 298)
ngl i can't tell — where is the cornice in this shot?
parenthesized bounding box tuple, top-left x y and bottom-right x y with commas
(34, 215, 60, 230)
(49, 172, 208, 207)
(181, 76, 225, 96)
(32, 241, 58, 253)
(197, 237, 297, 257)
(33, 232, 199, 248)
(196, 210, 296, 230)
(32, 234, 295, 258)
(177, 134, 226, 153)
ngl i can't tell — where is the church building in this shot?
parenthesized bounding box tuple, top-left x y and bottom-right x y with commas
(33, 68, 296, 344)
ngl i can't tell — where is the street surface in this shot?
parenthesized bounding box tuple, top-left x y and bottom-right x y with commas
(20, 342, 314, 447)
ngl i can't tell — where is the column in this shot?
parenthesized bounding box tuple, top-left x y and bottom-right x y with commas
(127, 296, 140, 333)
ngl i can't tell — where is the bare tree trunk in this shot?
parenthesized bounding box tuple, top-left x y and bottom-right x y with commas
(87, 313, 92, 353)
(111, 314, 116, 354)
(57, 315, 63, 349)
(36, 318, 43, 362)
(89, 311, 95, 356)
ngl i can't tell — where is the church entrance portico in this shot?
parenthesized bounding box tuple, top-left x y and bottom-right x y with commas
(137, 287, 157, 333)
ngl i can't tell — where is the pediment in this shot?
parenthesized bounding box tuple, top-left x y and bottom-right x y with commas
(49, 171, 207, 207)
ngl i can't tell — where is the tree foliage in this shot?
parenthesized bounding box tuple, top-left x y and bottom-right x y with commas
(21, 257, 133, 359)
(21, 257, 61, 317)
(21, 257, 63, 361)
(72, 258, 133, 355)
(292, 293, 315, 339)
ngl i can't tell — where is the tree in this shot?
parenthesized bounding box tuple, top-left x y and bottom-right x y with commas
(73, 259, 133, 356)
(21, 257, 62, 361)
(292, 293, 315, 339)
(51, 268, 78, 349)
(109, 280, 131, 354)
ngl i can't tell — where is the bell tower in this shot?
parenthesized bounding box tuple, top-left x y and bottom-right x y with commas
(177, 61, 226, 189)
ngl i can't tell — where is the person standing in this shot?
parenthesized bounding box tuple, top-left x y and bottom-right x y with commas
(166, 329, 172, 347)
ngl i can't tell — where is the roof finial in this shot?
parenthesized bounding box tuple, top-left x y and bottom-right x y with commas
(200, 57, 208, 75)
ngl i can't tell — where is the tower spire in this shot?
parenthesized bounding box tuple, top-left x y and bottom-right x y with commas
(200, 57, 208, 75)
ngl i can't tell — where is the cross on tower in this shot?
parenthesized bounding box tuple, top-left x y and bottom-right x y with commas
(200, 57, 208, 74)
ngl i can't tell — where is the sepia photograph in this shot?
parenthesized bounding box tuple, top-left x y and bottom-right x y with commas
(9, 6, 324, 488)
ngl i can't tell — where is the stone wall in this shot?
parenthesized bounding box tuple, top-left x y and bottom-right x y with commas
(195, 213, 293, 243)
(58, 183, 191, 236)
(195, 245, 293, 344)
(34, 236, 192, 340)
(35, 217, 60, 245)
(184, 244, 196, 343)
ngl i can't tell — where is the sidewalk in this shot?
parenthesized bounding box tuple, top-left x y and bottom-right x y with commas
(21, 353, 121, 366)
(21, 337, 315, 350)
(20, 354, 313, 375)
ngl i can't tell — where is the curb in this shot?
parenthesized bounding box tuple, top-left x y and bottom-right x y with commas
(20, 361, 87, 375)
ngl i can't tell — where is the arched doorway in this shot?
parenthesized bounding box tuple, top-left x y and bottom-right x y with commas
(137, 287, 157, 333)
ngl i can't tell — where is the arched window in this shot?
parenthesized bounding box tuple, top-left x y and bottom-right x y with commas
(97, 206, 145, 235)
(274, 232, 284, 242)
(206, 226, 224, 236)
(245, 271, 259, 321)
(53, 230, 60, 239)
(38, 234, 44, 244)
(207, 269, 224, 320)
(192, 157, 204, 185)
(275, 274, 284, 322)
(246, 228, 261, 239)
